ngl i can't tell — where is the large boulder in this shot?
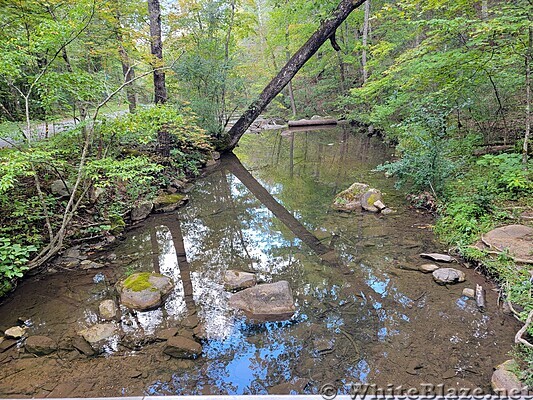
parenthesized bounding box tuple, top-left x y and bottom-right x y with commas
(432, 268, 466, 285)
(229, 281, 296, 322)
(163, 336, 202, 359)
(25, 335, 57, 356)
(482, 225, 533, 263)
(117, 272, 174, 311)
(332, 183, 369, 212)
(224, 270, 257, 291)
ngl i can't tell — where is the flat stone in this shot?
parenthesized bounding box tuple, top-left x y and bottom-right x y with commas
(491, 360, 527, 395)
(78, 323, 116, 344)
(25, 336, 57, 356)
(483, 225, 533, 263)
(420, 253, 455, 263)
(131, 201, 154, 221)
(0, 338, 17, 352)
(163, 336, 202, 359)
(332, 182, 369, 212)
(4, 326, 26, 339)
(373, 200, 387, 211)
(193, 324, 208, 341)
(418, 264, 440, 273)
(432, 268, 466, 285)
(181, 315, 199, 329)
(224, 270, 257, 291)
(80, 260, 104, 270)
(71, 336, 96, 356)
(229, 281, 296, 322)
(381, 207, 395, 215)
(462, 288, 475, 298)
(361, 189, 383, 212)
(98, 300, 118, 321)
(156, 328, 179, 341)
(117, 272, 174, 311)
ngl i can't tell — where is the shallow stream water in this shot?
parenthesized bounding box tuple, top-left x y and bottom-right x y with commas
(0, 125, 520, 397)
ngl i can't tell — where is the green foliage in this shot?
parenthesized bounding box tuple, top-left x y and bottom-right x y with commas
(0, 237, 37, 296)
(476, 154, 533, 195)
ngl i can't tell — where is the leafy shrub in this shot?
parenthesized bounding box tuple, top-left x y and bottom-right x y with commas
(0, 237, 37, 296)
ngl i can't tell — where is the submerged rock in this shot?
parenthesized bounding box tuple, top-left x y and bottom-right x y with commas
(224, 270, 257, 291)
(432, 268, 466, 285)
(131, 201, 153, 221)
(163, 336, 202, 359)
(153, 193, 188, 213)
(268, 378, 310, 394)
(25, 336, 57, 356)
(117, 272, 174, 311)
(229, 281, 296, 322)
(420, 253, 455, 263)
(418, 264, 440, 273)
(491, 360, 528, 395)
(332, 183, 369, 212)
(78, 323, 116, 345)
(98, 300, 118, 321)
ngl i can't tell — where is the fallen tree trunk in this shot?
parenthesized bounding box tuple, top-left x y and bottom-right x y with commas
(223, 0, 367, 151)
(288, 119, 338, 127)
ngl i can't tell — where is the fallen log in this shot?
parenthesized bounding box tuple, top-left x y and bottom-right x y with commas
(288, 119, 338, 127)
(223, 0, 367, 151)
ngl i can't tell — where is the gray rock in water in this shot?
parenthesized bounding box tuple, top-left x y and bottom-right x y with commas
(25, 335, 57, 355)
(491, 360, 527, 395)
(361, 189, 383, 213)
(432, 268, 466, 285)
(99, 300, 118, 321)
(50, 179, 72, 198)
(229, 281, 296, 322)
(163, 336, 202, 359)
(117, 272, 174, 311)
(156, 328, 179, 341)
(420, 253, 455, 263)
(131, 202, 153, 221)
(77, 323, 116, 345)
(4, 326, 26, 339)
(332, 183, 370, 212)
(224, 270, 257, 291)
(418, 264, 440, 273)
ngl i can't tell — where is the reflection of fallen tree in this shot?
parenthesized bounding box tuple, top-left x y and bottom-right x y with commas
(223, 153, 396, 307)
(288, 119, 337, 128)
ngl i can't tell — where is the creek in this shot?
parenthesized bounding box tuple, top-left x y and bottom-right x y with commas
(0, 124, 519, 397)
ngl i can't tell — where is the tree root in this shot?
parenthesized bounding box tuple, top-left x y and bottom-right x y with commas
(515, 309, 533, 349)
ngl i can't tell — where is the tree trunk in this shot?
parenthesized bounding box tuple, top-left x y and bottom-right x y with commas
(524, 24, 532, 166)
(224, 0, 367, 151)
(147, 0, 167, 104)
(362, 0, 370, 84)
(481, 0, 488, 20)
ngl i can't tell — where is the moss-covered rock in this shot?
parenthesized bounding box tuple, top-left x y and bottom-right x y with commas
(117, 272, 174, 311)
(332, 183, 369, 212)
(153, 193, 188, 213)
